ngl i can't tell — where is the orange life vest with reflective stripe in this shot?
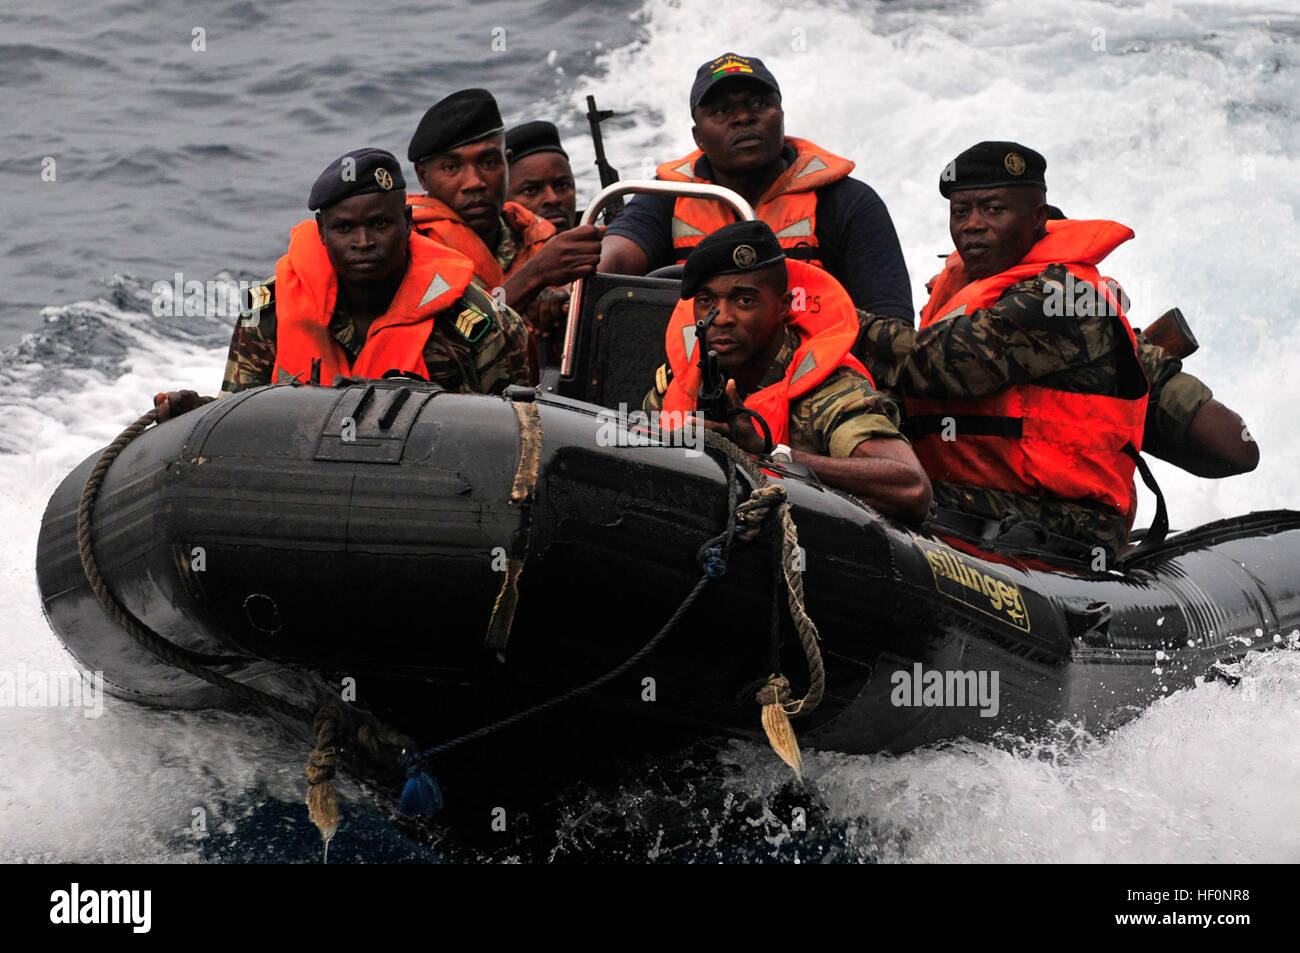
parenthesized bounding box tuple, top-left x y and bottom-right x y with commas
(273, 220, 475, 382)
(906, 219, 1148, 519)
(660, 259, 870, 447)
(657, 138, 854, 265)
(406, 196, 554, 287)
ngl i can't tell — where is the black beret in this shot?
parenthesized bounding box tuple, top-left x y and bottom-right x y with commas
(506, 120, 568, 162)
(308, 148, 405, 211)
(408, 88, 504, 164)
(939, 141, 1047, 197)
(680, 220, 785, 300)
(690, 52, 780, 113)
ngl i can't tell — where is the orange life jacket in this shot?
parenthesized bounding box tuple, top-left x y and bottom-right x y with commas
(273, 220, 475, 382)
(406, 196, 554, 287)
(660, 259, 871, 447)
(657, 138, 854, 265)
(906, 219, 1148, 519)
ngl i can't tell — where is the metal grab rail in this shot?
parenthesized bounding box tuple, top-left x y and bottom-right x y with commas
(561, 180, 758, 377)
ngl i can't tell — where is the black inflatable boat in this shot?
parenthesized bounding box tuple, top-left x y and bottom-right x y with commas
(35, 182, 1300, 797)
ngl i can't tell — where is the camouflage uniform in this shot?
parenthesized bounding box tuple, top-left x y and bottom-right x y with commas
(644, 326, 904, 457)
(857, 263, 1213, 555)
(221, 273, 533, 396)
(492, 215, 522, 275)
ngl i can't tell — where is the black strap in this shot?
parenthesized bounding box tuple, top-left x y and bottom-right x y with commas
(927, 505, 1099, 564)
(783, 243, 821, 262)
(729, 407, 774, 455)
(906, 414, 1024, 439)
(1121, 443, 1169, 554)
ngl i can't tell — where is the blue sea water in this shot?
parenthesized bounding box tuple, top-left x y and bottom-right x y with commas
(2, 0, 1299, 863)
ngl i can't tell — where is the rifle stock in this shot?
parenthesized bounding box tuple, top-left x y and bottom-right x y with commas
(1142, 307, 1198, 360)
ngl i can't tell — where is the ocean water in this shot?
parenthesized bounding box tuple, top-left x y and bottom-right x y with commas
(2, 0, 1299, 863)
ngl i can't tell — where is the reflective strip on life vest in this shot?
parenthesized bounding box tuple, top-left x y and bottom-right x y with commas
(907, 219, 1147, 520)
(656, 137, 854, 264)
(273, 221, 476, 383)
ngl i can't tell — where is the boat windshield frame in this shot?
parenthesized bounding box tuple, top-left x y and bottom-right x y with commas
(560, 180, 757, 377)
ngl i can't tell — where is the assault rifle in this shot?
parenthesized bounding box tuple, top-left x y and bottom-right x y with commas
(695, 305, 727, 422)
(585, 95, 624, 225)
(694, 305, 775, 453)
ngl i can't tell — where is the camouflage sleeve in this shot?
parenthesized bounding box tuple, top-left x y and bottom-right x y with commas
(422, 280, 535, 395)
(486, 283, 538, 388)
(220, 281, 278, 395)
(858, 264, 1121, 399)
(643, 385, 664, 414)
(1136, 339, 1214, 456)
(791, 367, 904, 458)
(643, 362, 671, 414)
(855, 310, 913, 398)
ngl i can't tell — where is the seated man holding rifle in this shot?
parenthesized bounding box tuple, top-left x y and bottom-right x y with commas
(643, 219, 932, 523)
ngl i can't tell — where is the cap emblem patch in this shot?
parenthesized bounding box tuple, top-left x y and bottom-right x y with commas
(712, 55, 754, 78)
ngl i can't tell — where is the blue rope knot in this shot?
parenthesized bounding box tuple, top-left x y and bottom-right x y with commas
(701, 542, 728, 578)
(398, 760, 444, 818)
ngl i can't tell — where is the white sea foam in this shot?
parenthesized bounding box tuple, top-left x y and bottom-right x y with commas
(568, 0, 1300, 532)
(566, 0, 1300, 862)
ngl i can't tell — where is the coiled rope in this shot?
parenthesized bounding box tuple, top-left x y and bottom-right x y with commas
(75, 400, 413, 844)
(703, 432, 826, 718)
(76, 398, 826, 843)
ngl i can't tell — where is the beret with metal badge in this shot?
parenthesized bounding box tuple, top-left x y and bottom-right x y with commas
(939, 140, 1047, 198)
(680, 219, 786, 299)
(308, 147, 405, 211)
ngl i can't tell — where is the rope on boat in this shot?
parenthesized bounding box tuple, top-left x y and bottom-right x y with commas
(400, 449, 748, 771)
(698, 432, 827, 780)
(76, 402, 415, 845)
(400, 429, 827, 785)
(77, 395, 826, 834)
(702, 432, 826, 717)
(76, 400, 317, 722)
(484, 397, 543, 651)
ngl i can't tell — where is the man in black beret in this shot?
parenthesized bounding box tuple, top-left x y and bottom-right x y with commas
(598, 52, 913, 319)
(406, 89, 604, 348)
(506, 120, 577, 232)
(643, 220, 931, 521)
(855, 140, 1258, 560)
(154, 147, 533, 418)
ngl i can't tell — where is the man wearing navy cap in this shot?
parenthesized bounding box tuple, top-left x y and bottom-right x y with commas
(599, 52, 913, 319)
(406, 89, 603, 327)
(506, 120, 577, 232)
(856, 141, 1258, 558)
(644, 220, 930, 521)
(154, 147, 533, 416)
